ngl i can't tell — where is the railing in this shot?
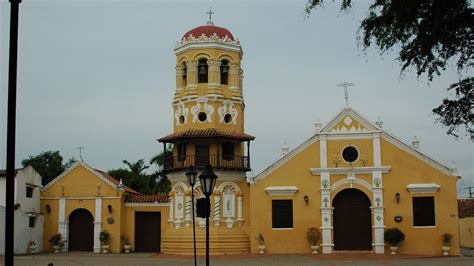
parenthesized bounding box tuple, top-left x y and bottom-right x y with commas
(163, 154, 250, 172)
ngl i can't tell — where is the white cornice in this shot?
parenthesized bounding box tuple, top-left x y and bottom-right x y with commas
(310, 166, 392, 175)
(174, 42, 242, 55)
(406, 183, 441, 194)
(124, 202, 170, 207)
(265, 186, 299, 195)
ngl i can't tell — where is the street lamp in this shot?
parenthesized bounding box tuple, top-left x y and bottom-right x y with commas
(185, 166, 198, 266)
(198, 165, 218, 266)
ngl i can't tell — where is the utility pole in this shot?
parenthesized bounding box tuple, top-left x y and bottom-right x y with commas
(466, 187, 474, 198)
(5, 0, 22, 265)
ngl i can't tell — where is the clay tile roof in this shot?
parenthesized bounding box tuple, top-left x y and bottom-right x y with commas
(94, 169, 141, 195)
(158, 128, 255, 142)
(183, 24, 234, 41)
(125, 194, 169, 203)
(458, 199, 474, 218)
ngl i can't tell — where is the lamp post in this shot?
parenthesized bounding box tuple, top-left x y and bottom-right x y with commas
(185, 166, 198, 266)
(198, 165, 218, 266)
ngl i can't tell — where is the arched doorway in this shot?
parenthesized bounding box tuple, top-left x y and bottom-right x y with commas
(333, 189, 372, 250)
(68, 209, 94, 251)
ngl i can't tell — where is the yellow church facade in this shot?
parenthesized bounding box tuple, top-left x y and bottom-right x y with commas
(39, 19, 460, 256)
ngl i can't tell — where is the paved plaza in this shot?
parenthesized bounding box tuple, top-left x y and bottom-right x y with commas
(2, 253, 473, 266)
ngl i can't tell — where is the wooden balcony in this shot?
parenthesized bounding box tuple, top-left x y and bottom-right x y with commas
(163, 154, 251, 172)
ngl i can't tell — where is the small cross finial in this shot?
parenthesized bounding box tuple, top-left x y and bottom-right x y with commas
(77, 146, 84, 161)
(337, 82, 354, 107)
(206, 7, 214, 25)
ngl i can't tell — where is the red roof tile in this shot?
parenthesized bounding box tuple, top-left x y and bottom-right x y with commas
(158, 128, 255, 142)
(94, 169, 141, 195)
(125, 194, 169, 203)
(183, 24, 234, 41)
(458, 199, 474, 218)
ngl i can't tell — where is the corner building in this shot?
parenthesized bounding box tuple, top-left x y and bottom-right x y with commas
(158, 20, 255, 255)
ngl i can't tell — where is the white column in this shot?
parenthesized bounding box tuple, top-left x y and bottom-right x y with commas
(320, 135, 328, 168)
(320, 172, 333, 254)
(214, 194, 221, 227)
(372, 133, 385, 253)
(237, 195, 244, 227)
(93, 197, 102, 253)
(175, 193, 184, 229)
(58, 197, 68, 251)
(373, 133, 381, 167)
(168, 196, 174, 226)
(185, 194, 191, 227)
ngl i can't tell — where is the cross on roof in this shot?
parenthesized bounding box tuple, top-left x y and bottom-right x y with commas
(77, 146, 84, 161)
(337, 82, 355, 106)
(207, 7, 214, 22)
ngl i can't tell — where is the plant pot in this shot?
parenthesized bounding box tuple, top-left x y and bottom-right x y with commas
(311, 245, 319, 255)
(101, 245, 109, 254)
(123, 244, 131, 254)
(53, 245, 60, 253)
(258, 245, 265, 254)
(442, 246, 450, 256)
(29, 244, 37, 254)
(389, 246, 398, 255)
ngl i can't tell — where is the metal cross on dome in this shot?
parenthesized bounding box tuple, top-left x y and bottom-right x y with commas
(337, 82, 355, 107)
(207, 7, 214, 23)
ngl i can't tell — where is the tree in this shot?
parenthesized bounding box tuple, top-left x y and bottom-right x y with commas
(305, 0, 473, 137)
(150, 144, 173, 194)
(21, 151, 65, 185)
(122, 159, 149, 175)
(64, 157, 78, 169)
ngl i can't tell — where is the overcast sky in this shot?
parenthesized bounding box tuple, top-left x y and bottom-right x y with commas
(1, 0, 472, 197)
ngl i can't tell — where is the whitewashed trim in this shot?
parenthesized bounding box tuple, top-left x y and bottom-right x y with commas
(310, 166, 391, 175)
(265, 186, 298, 195)
(331, 178, 372, 192)
(174, 42, 242, 55)
(320, 107, 380, 133)
(271, 228, 294, 230)
(42, 161, 118, 192)
(93, 197, 102, 253)
(124, 202, 169, 207)
(41, 196, 121, 200)
(406, 183, 441, 193)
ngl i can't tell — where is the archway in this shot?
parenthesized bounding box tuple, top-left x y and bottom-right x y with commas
(68, 208, 94, 251)
(333, 189, 372, 250)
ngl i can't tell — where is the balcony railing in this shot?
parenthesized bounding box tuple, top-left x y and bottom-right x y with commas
(163, 154, 250, 172)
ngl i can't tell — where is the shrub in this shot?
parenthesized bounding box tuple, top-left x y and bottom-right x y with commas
(441, 233, 453, 246)
(121, 235, 130, 245)
(384, 228, 405, 246)
(100, 230, 111, 244)
(306, 227, 321, 246)
(48, 233, 62, 246)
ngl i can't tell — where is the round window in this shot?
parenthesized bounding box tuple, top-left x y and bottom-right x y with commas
(179, 115, 185, 124)
(224, 114, 232, 124)
(198, 112, 207, 122)
(342, 146, 359, 163)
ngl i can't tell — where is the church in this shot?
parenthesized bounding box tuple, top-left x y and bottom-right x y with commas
(39, 18, 460, 256)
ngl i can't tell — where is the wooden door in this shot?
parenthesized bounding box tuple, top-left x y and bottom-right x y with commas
(68, 209, 94, 251)
(333, 189, 372, 250)
(195, 144, 210, 166)
(135, 212, 161, 252)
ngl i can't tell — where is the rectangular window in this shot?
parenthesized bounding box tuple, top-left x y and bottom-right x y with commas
(272, 200, 293, 229)
(413, 196, 435, 226)
(26, 187, 33, 198)
(177, 143, 186, 162)
(29, 217, 36, 228)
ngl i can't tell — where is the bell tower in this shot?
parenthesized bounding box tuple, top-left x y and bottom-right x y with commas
(159, 16, 254, 255)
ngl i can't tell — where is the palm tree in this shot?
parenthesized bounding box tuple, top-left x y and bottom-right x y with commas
(122, 159, 149, 175)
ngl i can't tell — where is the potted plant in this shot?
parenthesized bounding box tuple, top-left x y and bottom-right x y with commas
(121, 235, 131, 254)
(256, 234, 265, 254)
(306, 227, 321, 255)
(441, 233, 453, 256)
(99, 230, 111, 254)
(384, 228, 405, 255)
(48, 233, 62, 253)
(28, 240, 37, 254)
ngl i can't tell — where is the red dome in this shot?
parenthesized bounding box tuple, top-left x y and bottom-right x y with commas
(182, 24, 235, 41)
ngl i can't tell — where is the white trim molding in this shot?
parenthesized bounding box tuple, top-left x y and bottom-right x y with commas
(406, 183, 441, 194)
(265, 186, 299, 196)
(310, 166, 391, 175)
(124, 202, 169, 207)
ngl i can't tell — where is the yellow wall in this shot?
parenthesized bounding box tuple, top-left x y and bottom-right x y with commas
(459, 217, 474, 248)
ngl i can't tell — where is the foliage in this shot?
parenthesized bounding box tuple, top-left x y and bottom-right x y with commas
(22, 151, 65, 185)
(48, 233, 62, 246)
(441, 233, 453, 246)
(64, 157, 78, 169)
(99, 230, 111, 244)
(256, 234, 265, 245)
(121, 235, 130, 245)
(306, 227, 321, 246)
(384, 228, 405, 246)
(305, 0, 473, 137)
(122, 159, 149, 175)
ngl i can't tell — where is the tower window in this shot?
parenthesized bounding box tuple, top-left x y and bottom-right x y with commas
(224, 114, 232, 124)
(198, 59, 208, 83)
(222, 142, 235, 161)
(220, 60, 229, 85)
(179, 115, 185, 124)
(198, 112, 207, 122)
(342, 146, 359, 163)
(182, 63, 187, 87)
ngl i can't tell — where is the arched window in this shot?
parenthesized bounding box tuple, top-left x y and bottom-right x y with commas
(182, 63, 187, 87)
(198, 59, 208, 83)
(220, 60, 229, 85)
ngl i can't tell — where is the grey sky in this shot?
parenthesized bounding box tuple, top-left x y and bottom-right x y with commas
(1, 0, 472, 197)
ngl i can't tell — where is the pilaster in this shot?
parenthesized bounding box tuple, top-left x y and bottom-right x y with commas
(93, 197, 102, 253)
